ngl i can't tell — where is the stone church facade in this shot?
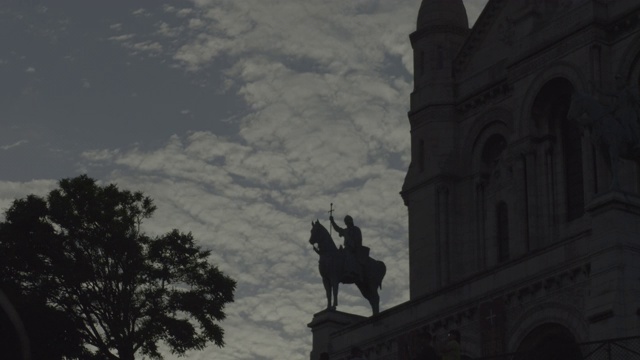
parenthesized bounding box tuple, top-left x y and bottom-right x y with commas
(309, 0, 640, 359)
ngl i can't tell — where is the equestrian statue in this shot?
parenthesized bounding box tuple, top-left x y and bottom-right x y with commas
(308, 208, 386, 315)
(567, 76, 640, 189)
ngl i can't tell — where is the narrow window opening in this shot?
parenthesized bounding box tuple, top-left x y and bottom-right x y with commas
(497, 202, 509, 263)
(436, 46, 444, 70)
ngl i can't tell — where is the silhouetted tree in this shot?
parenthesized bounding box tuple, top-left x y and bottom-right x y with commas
(0, 175, 236, 360)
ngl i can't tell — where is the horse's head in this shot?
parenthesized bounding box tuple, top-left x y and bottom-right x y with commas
(309, 220, 336, 252)
(309, 221, 318, 246)
(309, 220, 325, 245)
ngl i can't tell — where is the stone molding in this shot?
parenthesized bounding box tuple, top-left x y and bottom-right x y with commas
(585, 190, 640, 215)
(457, 82, 512, 114)
(461, 108, 513, 172)
(607, 7, 640, 38)
(450, 6, 640, 151)
(407, 105, 456, 129)
(408, 263, 590, 333)
(320, 262, 591, 359)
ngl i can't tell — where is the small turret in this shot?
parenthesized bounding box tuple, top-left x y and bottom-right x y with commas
(403, 0, 471, 298)
(417, 0, 469, 29)
(410, 0, 469, 112)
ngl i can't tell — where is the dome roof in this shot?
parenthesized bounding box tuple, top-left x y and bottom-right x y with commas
(417, 0, 469, 30)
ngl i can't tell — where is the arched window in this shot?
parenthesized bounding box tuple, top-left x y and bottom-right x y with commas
(533, 78, 583, 222)
(482, 134, 507, 168)
(561, 115, 584, 221)
(516, 323, 581, 360)
(496, 201, 509, 263)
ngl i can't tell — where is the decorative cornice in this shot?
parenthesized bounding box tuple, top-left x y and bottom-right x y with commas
(455, 3, 640, 82)
(456, 81, 512, 114)
(401, 174, 460, 203)
(504, 263, 591, 306)
(405, 264, 591, 338)
(588, 309, 614, 323)
(606, 7, 640, 39)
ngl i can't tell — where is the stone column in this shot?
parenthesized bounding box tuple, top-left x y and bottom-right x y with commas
(475, 179, 487, 271)
(307, 310, 367, 360)
(436, 185, 450, 286)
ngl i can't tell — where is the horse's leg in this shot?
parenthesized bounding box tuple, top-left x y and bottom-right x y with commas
(354, 262, 377, 316)
(370, 290, 380, 316)
(323, 277, 332, 310)
(371, 261, 385, 315)
(354, 280, 380, 316)
(331, 253, 343, 310)
(354, 281, 371, 313)
(366, 272, 380, 316)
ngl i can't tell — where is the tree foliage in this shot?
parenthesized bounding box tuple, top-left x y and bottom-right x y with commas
(0, 175, 236, 360)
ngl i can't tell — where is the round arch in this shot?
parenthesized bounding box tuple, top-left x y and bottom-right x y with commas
(530, 77, 574, 132)
(507, 301, 588, 353)
(515, 323, 581, 360)
(518, 61, 588, 136)
(461, 107, 513, 172)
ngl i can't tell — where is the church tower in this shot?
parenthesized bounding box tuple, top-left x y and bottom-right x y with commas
(411, 0, 468, 108)
(402, 0, 469, 298)
(310, 1, 640, 358)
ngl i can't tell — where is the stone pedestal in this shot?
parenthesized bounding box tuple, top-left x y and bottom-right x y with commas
(585, 191, 640, 339)
(307, 310, 366, 360)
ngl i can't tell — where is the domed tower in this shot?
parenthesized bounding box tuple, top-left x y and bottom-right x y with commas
(411, 0, 468, 110)
(402, 0, 469, 298)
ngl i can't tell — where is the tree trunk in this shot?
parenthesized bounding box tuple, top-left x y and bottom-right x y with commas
(117, 345, 135, 360)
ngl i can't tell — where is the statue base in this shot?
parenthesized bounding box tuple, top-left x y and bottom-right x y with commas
(307, 310, 366, 360)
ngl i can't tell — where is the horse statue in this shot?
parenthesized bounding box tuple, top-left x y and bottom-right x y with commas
(567, 90, 640, 189)
(308, 220, 386, 315)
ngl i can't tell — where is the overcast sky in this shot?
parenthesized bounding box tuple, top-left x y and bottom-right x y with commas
(0, 1, 487, 359)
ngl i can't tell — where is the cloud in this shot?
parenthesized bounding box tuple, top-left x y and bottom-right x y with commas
(0, 179, 57, 217)
(465, 0, 490, 25)
(1, 140, 28, 150)
(108, 33, 135, 42)
(176, 8, 194, 18)
(1, 1, 489, 359)
(108, 33, 163, 55)
(131, 8, 150, 17)
(129, 41, 163, 53)
(81, 127, 409, 358)
(156, 21, 183, 38)
(166, 1, 416, 75)
(76, 1, 442, 358)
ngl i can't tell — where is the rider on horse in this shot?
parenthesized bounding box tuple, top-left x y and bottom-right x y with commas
(330, 215, 367, 283)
